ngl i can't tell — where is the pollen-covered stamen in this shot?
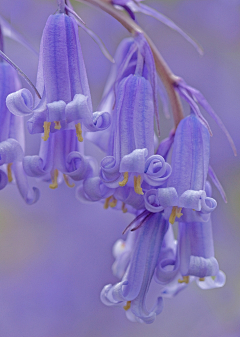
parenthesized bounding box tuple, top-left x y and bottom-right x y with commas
(75, 123, 83, 142)
(121, 202, 128, 213)
(49, 169, 59, 189)
(63, 174, 75, 188)
(42, 121, 51, 141)
(7, 163, 13, 182)
(109, 196, 117, 208)
(54, 121, 61, 130)
(169, 206, 183, 224)
(134, 175, 143, 195)
(178, 276, 189, 284)
(104, 196, 112, 209)
(199, 277, 205, 282)
(119, 172, 129, 187)
(123, 301, 131, 311)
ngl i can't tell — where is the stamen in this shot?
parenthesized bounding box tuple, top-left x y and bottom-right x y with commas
(178, 276, 189, 284)
(121, 202, 128, 213)
(49, 169, 59, 189)
(119, 172, 129, 187)
(123, 301, 131, 311)
(134, 175, 143, 195)
(169, 206, 183, 224)
(54, 121, 61, 130)
(104, 196, 112, 209)
(75, 123, 83, 142)
(63, 174, 75, 188)
(199, 277, 205, 282)
(7, 163, 13, 183)
(109, 196, 117, 208)
(42, 121, 51, 141)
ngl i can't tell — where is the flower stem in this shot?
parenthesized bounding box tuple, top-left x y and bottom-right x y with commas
(57, 0, 66, 13)
(81, 0, 184, 128)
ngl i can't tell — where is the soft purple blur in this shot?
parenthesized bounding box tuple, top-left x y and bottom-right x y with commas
(0, 0, 239, 336)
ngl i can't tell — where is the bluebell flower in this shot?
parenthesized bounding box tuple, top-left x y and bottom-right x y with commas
(156, 182, 225, 292)
(101, 212, 168, 324)
(99, 34, 171, 195)
(0, 61, 39, 203)
(6, 11, 111, 142)
(144, 113, 217, 223)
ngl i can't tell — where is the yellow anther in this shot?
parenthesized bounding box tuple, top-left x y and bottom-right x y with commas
(109, 196, 117, 208)
(63, 174, 75, 188)
(123, 301, 131, 311)
(7, 163, 13, 183)
(121, 202, 128, 213)
(211, 276, 216, 280)
(104, 196, 112, 209)
(49, 169, 59, 189)
(119, 172, 129, 187)
(134, 175, 143, 195)
(54, 121, 61, 130)
(199, 277, 205, 282)
(42, 121, 51, 141)
(178, 276, 189, 284)
(169, 206, 183, 224)
(75, 123, 83, 142)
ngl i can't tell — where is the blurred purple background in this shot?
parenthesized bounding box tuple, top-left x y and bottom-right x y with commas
(0, 0, 239, 336)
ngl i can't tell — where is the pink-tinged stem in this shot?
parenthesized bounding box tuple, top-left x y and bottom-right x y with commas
(82, 0, 184, 128)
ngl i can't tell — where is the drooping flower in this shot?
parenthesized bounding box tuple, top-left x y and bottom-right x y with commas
(101, 212, 168, 324)
(99, 34, 171, 195)
(0, 59, 39, 203)
(6, 10, 111, 142)
(144, 113, 217, 223)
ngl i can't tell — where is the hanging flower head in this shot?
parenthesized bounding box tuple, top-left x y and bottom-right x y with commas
(6, 9, 111, 142)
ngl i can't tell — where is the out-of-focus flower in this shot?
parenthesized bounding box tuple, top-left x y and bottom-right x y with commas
(0, 27, 39, 203)
(101, 212, 168, 324)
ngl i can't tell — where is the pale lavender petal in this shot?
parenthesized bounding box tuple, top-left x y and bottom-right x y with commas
(6, 88, 34, 117)
(0, 138, 23, 164)
(168, 113, 210, 194)
(12, 161, 40, 205)
(144, 154, 172, 186)
(196, 270, 226, 290)
(120, 148, 148, 173)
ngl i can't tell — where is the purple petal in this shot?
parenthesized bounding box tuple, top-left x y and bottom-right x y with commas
(0, 138, 23, 164)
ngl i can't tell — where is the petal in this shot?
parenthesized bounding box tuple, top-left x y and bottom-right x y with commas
(0, 138, 23, 164)
(65, 94, 89, 123)
(47, 100, 66, 122)
(76, 177, 112, 202)
(120, 148, 148, 173)
(144, 154, 172, 186)
(65, 152, 95, 181)
(196, 270, 226, 290)
(100, 156, 121, 187)
(168, 113, 210, 194)
(12, 161, 40, 205)
(6, 88, 33, 117)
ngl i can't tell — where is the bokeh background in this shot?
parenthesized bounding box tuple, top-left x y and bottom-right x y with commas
(0, 0, 239, 336)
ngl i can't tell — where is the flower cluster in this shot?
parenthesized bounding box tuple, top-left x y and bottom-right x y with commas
(0, 0, 235, 325)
